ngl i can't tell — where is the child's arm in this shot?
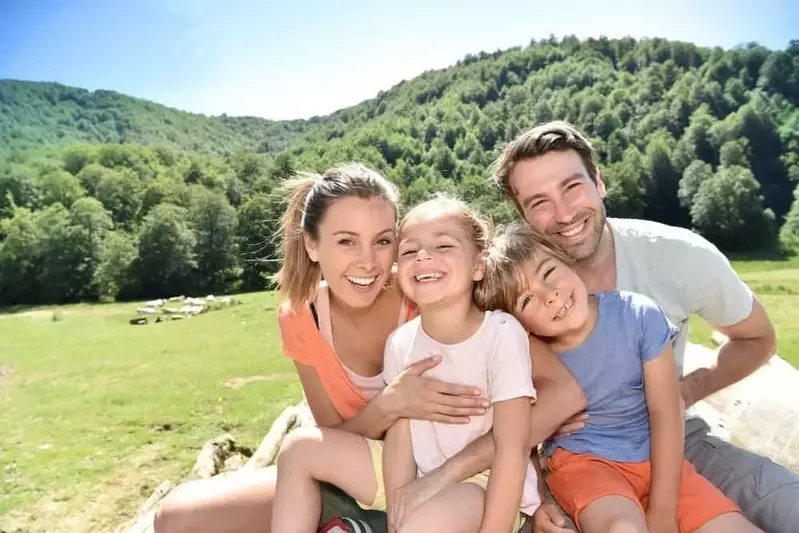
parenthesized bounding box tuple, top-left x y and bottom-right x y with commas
(479, 396, 533, 533)
(643, 341, 683, 524)
(525, 336, 588, 448)
(383, 418, 417, 532)
(413, 337, 586, 488)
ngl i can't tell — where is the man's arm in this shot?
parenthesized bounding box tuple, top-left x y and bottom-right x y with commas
(644, 343, 683, 520)
(682, 296, 776, 408)
(676, 234, 776, 408)
(479, 398, 533, 533)
(423, 336, 586, 486)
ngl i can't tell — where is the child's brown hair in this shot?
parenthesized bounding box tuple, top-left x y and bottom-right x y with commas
(474, 221, 573, 312)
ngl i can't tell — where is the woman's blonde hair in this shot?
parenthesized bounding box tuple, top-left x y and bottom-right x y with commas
(275, 163, 399, 309)
(473, 220, 573, 312)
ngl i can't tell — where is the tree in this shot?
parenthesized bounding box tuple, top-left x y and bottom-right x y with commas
(189, 189, 239, 293)
(643, 131, 682, 224)
(0, 163, 41, 217)
(236, 193, 284, 291)
(719, 138, 750, 168)
(95, 168, 143, 228)
(93, 231, 138, 302)
(604, 146, 646, 217)
(37, 170, 85, 208)
(690, 166, 775, 251)
(136, 204, 197, 297)
(678, 160, 714, 209)
(779, 185, 799, 252)
(0, 207, 41, 304)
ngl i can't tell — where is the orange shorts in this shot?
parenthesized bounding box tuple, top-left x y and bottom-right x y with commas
(546, 448, 741, 533)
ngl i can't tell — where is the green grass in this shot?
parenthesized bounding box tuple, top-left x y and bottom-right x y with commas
(0, 292, 302, 531)
(688, 257, 799, 367)
(2, 257, 798, 531)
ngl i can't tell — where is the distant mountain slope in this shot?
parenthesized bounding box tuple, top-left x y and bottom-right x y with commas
(0, 80, 315, 154)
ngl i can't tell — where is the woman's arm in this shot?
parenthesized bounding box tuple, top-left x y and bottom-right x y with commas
(294, 361, 394, 438)
(294, 358, 491, 439)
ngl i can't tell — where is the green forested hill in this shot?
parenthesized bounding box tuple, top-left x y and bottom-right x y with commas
(2, 36, 799, 306)
(0, 79, 312, 154)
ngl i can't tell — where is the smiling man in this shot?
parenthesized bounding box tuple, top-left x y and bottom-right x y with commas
(492, 120, 799, 533)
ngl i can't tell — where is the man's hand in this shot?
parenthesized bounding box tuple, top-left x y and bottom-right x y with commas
(531, 501, 574, 533)
(679, 368, 708, 409)
(552, 412, 589, 437)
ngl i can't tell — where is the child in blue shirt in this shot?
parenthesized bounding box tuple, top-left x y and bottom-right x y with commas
(473, 221, 762, 533)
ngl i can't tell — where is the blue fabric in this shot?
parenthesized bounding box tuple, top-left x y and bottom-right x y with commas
(544, 291, 678, 463)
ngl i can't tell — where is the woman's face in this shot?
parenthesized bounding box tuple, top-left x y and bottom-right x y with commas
(304, 196, 397, 309)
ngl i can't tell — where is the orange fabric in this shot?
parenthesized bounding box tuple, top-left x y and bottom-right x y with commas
(277, 298, 418, 420)
(546, 448, 741, 533)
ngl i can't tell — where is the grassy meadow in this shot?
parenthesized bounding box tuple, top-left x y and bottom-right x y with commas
(1, 257, 798, 532)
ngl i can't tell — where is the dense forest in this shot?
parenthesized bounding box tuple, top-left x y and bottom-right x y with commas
(2, 36, 799, 306)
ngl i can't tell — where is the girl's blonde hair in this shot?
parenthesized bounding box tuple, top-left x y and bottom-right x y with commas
(398, 194, 493, 254)
(275, 163, 399, 309)
(473, 221, 573, 312)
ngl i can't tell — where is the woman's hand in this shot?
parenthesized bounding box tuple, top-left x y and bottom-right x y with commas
(382, 356, 490, 424)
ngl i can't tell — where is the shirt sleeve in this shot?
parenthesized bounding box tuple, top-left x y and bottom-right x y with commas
(277, 304, 315, 366)
(680, 233, 754, 328)
(489, 313, 536, 403)
(635, 294, 680, 363)
(382, 329, 403, 386)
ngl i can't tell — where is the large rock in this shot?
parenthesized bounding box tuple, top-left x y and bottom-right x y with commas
(684, 341, 799, 473)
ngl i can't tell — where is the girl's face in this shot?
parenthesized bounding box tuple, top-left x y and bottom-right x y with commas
(396, 213, 485, 309)
(304, 196, 397, 309)
(511, 251, 590, 339)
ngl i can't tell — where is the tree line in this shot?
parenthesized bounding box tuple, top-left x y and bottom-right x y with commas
(1, 36, 798, 306)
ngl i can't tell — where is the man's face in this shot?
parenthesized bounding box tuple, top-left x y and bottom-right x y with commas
(508, 149, 608, 262)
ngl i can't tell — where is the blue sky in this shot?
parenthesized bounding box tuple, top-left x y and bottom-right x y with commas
(1, 0, 796, 120)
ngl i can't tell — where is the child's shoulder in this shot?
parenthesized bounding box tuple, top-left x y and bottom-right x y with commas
(386, 314, 423, 348)
(598, 290, 664, 314)
(596, 291, 670, 333)
(482, 309, 530, 340)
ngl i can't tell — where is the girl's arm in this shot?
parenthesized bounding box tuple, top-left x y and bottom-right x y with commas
(479, 397, 533, 533)
(643, 342, 683, 521)
(421, 337, 586, 485)
(383, 418, 417, 532)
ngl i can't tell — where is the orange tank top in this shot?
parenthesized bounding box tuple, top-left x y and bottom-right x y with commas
(277, 282, 417, 420)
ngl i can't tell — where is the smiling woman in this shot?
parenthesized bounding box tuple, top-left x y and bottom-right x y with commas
(153, 163, 492, 533)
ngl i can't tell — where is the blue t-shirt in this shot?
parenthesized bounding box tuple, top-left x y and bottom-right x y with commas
(544, 291, 678, 463)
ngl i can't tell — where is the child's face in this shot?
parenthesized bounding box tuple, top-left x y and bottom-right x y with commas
(511, 251, 590, 338)
(397, 213, 485, 308)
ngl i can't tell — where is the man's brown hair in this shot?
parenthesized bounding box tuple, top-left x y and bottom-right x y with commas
(491, 120, 599, 206)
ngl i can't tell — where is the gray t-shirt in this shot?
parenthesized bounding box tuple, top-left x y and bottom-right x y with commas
(610, 217, 755, 377)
